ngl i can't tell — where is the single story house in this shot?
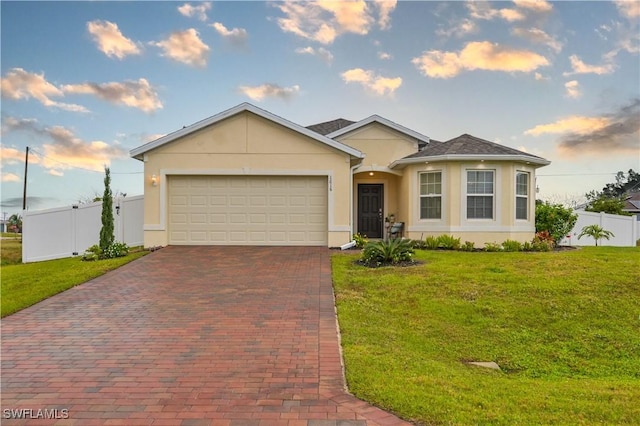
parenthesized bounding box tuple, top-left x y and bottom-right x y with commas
(130, 103, 550, 248)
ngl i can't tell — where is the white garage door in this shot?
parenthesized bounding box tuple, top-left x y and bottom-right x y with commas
(168, 176, 328, 245)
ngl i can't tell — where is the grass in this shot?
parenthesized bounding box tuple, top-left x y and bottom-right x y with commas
(1, 250, 148, 317)
(332, 247, 640, 425)
(1, 238, 22, 265)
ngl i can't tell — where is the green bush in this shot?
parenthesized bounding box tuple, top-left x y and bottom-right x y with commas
(437, 234, 461, 250)
(460, 241, 476, 252)
(535, 202, 577, 245)
(484, 242, 502, 252)
(361, 239, 414, 266)
(81, 244, 102, 261)
(424, 236, 440, 250)
(103, 241, 129, 259)
(502, 239, 522, 252)
(410, 239, 427, 249)
(531, 235, 553, 252)
(353, 233, 368, 249)
(522, 241, 534, 252)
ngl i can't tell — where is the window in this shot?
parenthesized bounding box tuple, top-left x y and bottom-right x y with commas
(516, 172, 529, 220)
(420, 172, 442, 219)
(467, 170, 494, 219)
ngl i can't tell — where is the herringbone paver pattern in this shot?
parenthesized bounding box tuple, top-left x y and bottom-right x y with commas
(1, 246, 411, 425)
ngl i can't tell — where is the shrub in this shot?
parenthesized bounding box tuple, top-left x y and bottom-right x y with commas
(484, 242, 502, 252)
(460, 241, 476, 252)
(437, 234, 461, 250)
(353, 233, 368, 249)
(424, 236, 440, 250)
(411, 239, 427, 249)
(522, 241, 534, 252)
(637, 239, 640, 247)
(531, 235, 553, 252)
(81, 244, 102, 261)
(535, 202, 577, 245)
(103, 241, 129, 259)
(361, 239, 414, 266)
(502, 239, 522, 252)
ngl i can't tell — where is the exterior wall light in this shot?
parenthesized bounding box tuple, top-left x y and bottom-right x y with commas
(151, 174, 158, 186)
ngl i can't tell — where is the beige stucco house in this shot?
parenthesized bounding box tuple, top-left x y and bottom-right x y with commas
(130, 103, 550, 248)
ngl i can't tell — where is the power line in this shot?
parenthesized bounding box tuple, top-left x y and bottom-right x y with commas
(537, 173, 620, 177)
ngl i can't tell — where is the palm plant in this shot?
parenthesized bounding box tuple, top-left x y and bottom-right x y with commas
(578, 224, 614, 246)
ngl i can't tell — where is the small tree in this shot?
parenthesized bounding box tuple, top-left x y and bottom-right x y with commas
(535, 201, 578, 245)
(7, 214, 22, 233)
(585, 191, 631, 216)
(99, 167, 114, 253)
(578, 225, 614, 246)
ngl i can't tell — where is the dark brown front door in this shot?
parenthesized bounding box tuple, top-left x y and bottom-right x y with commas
(358, 184, 383, 238)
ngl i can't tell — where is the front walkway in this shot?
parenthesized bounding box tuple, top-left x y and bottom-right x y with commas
(1, 246, 412, 425)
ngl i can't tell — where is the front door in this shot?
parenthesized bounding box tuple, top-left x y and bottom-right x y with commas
(358, 184, 383, 238)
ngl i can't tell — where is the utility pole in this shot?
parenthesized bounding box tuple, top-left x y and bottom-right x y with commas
(22, 146, 29, 210)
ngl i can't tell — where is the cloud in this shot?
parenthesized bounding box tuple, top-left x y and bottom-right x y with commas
(272, 0, 396, 45)
(341, 68, 402, 96)
(211, 22, 248, 47)
(2, 117, 128, 174)
(294, 46, 334, 63)
(412, 41, 549, 78)
(237, 84, 300, 101)
(615, 0, 640, 19)
(177, 2, 211, 21)
(62, 78, 162, 113)
(466, 1, 525, 22)
(534, 72, 548, 80)
(564, 80, 581, 98)
(564, 54, 615, 76)
(372, 0, 397, 29)
(1, 68, 88, 112)
(513, 0, 553, 13)
(525, 101, 640, 155)
(512, 27, 563, 53)
(152, 29, 209, 67)
(436, 18, 478, 39)
(377, 51, 392, 60)
(86, 20, 141, 59)
(554, 99, 640, 156)
(1, 172, 21, 183)
(524, 116, 611, 136)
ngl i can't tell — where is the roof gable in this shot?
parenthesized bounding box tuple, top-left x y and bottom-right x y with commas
(130, 103, 364, 160)
(326, 115, 430, 145)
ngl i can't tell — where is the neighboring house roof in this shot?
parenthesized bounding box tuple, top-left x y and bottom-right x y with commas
(390, 133, 551, 168)
(325, 115, 431, 147)
(306, 118, 355, 136)
(623, 192, 640, 212)
(130, 103, 365, 160)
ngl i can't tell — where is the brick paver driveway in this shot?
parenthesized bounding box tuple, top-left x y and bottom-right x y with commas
(1, 247, 411, 426)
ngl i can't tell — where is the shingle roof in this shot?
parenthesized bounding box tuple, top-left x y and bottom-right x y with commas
(405, 134, 547, 160)
(306, 118, 355, 136)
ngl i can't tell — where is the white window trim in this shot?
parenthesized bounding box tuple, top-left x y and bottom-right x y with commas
(515, 170, 530, 221)
(461, 165, 501, 225)
(418, 170, 443, 221)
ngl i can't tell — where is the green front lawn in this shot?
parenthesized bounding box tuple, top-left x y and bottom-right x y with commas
(1, 252, 148, 317)
(332, 247, 640, 425)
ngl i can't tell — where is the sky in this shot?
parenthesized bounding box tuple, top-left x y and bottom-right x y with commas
(1, 0, 639, 216)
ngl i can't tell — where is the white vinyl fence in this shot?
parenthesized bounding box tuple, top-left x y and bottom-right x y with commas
(22, 195, 143, 263)
(560, 210, 640, 247)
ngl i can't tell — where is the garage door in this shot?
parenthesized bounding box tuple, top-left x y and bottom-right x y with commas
(168, 176, 328, 245)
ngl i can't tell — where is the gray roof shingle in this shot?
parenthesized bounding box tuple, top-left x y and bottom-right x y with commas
(405, 133, 547, 161)
(306, 118, 356, 136)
